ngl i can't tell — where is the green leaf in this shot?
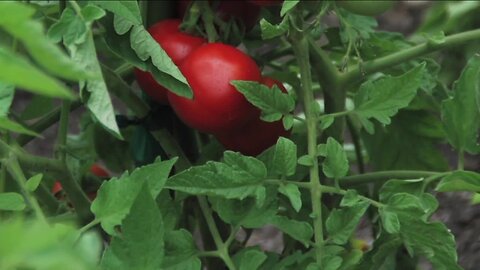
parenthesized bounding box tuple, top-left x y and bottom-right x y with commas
(166, 151, 267, 201)
(338, 10, 377, 44)
(0, 82, 14, 117)
(232, 80, 295, 121)
(282, 114, 294, 129)
(441, 55, 480, 154)
(298, 155, 314, 167)
(354, 64, 426, 129)
(92, 1, 142, 25)
(319, 115, 334, 130)
(361, 110, 449, 171)
(0, 2, 92, 81)
(436, 171, 480, 192)
(0, 117, 40, 136)
(278, 184, 302, 212)
(81, 4, 106, 22)
(383, 193, 461, 270)
(20, 96, 54, 120)
(69, 31, 121, 138)
(340, 190, 361, 207)
(326, 201, 369, 245)
(272, 137, 297, 177)
(101, 183, 164, 270)
(48, 8, 87, 45)
(233, 248, 268, 270)
(318, 137, 349, 179)
(0, 46, 74, 99)
(379, 208, 400, 234)
(162, 229, 199, 269)
(260, 18, 289, 40)
(25, 174, 43, 192)
(270, 216, 313, 246)
(0, 192, 25, 211)
(91, 159, 175, 234)
(281, 0, 300, 17)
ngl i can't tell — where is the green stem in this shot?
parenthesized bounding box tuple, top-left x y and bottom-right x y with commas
(457, 150, 465, 170)
(339, 170, 443, 187)
(4, 157, 48, 224)
(199, 1, 218, 42)
(264, 179, 311, 189)
(17, 101, 82, 146)
(35, 182, 61, 214)
(56, 101, 71, 161)
(198, 196, 237, 270)
(340, 28, 480, 86)
(346, 116, 365, 173)
(290, 11, 324, 265)
(319, 185, 384, 208)
(78, 218, 100, 234)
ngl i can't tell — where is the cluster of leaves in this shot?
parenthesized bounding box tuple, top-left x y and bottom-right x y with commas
(1, 1, 480, 270)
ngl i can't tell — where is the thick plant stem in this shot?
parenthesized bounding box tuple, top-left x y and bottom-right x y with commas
(198, 196, 237, 270)
(290, 13, 324, 265)
(56, 101, 71, 161)
(457, 150, 465, 170)
(346, 116, 365, 173)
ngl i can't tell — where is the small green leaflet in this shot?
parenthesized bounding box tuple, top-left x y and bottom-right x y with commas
(232, 80, 295, 122)
(0, 117, 40, 136)
(100, 184, 164, 270)
(0, 192, 26, 211)
(278, 184, 302, 212)
(166, 151, 267, 203)
(318, 137, 349, 179)
(0, 83, 14, 117)
(441, 55, 480, 154)
(338, 9, 377, 45)
(353, 63, 426, 133)
(233, 248, 268, 270)
(0, 46, 74, 99)
(162, 229, 199, 269)
(326, 201, 369, 245)
(272, 137, 297, 177)
(26, 174, 43, 192)
(260, 18, 289, 40)
(436, 171, 480, 192)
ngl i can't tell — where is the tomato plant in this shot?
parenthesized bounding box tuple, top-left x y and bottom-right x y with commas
(2, 1, 480, 270)
(134, 19, 205, 104)
(168, 42, 262, 134)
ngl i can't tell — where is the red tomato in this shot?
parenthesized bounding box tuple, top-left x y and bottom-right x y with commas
(177, 0, 260, 29)
(168, 43, 262, 134)
(51, 181, 63, 196)
(215, 77, 291, 156)
(90, 164, 109, 178)
(248, 0, 283, 6)
(135, 19, 206, 104)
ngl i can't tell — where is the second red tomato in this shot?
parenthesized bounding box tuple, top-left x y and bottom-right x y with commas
(168, 43, 262, 134)
(135, 19, 206, 104)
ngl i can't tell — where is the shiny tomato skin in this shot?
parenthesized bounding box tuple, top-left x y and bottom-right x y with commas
(51, 181, 63, 195)
(215, 77, 291, 156)
(168, 43, 262, 134)
(134, 19, 206, 104)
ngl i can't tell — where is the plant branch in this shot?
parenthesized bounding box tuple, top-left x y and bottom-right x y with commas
(339, 170, 444, 187)
(290, 10, 324, 265)
(340, 28, 480, 86)
(55, 101, 71, 161)
(346, 116, 365, 173)
(319, 185, 384, 208)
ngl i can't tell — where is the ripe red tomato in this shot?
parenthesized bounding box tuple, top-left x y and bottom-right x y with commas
(135, 19, 206, 104)
(90, 164, 110, 178)
(248, 0, 283, 6)
(168, 43, 262, 134)
(215, 77, 291, 156)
